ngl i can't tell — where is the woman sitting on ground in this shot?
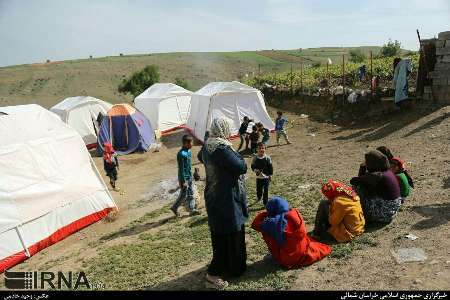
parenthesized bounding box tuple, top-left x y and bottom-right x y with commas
(251, 196, 331, 269)
(350, 150, 402, 224)
(313, 180, 365, 243)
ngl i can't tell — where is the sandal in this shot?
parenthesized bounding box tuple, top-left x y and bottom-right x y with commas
(205, 274, 228, 290)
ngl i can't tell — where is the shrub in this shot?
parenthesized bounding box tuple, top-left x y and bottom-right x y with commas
(349, 50, 366, 63)
(174, 77, 189, 90)
(380, 39, 401, 57)
(118, 65, 160, 97)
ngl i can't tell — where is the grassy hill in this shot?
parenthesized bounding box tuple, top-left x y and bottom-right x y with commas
(0, 46, 400, 108)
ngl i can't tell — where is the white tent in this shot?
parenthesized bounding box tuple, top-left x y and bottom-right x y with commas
(134, 83, 192, 134)
(186, 81, 274, 142)
(0, 104, 117, 273)
(51, 96, 113, 149)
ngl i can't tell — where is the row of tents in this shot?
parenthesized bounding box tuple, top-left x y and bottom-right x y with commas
(50, 81, 274, 154)
(0, 81, 274, 273)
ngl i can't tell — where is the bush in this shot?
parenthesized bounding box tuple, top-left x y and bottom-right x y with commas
(349, 50, 366, 63)
(380, 39, 401, 57)
(118, 65, 160, 97)
(174, 77, 189, 90)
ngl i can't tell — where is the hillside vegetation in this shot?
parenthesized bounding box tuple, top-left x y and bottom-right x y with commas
(0, 46, 403, 108)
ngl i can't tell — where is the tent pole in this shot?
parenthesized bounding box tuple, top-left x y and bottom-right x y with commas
(89, 156, 119, 210)
(15, 226, 31, 257)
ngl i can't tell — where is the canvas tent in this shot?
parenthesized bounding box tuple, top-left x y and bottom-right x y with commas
(50, 96, 113, 149)
(134, 83, 192, 134)
(0, 104, 117, 273)
(186, 81, 274, 142)
(97, 103, 155, 155)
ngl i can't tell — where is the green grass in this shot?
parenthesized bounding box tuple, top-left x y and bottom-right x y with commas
(83, 171, 379, 290)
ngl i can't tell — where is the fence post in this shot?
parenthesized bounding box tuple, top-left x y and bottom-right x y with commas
(290, 64, 293, 95)
(300, 60, 303, 93)
(342, 54, 346, 103)
(370, 50, 373, 96)
(258, 64, 261, 76)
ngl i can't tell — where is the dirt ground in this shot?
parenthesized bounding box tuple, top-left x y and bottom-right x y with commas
(1, 104, 449, 290)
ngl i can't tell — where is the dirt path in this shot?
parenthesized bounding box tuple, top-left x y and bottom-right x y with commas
(1, 104, 449, 290)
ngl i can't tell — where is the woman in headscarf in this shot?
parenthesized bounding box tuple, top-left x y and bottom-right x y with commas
(351, 150, 401, 223)
(313, 180, 365, 243)
(252, 196, 331, 269)
(197, 117, 248, 289)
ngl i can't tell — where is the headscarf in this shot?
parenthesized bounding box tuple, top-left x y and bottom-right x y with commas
(205, 117, 233, 153)
(391, 157, 414, 188)
(365, 150, 390, 172)
(391, 157, 406, 171)
(103, 142, 115, 164)
(322, 180, 358, 202)
(376, 146, 394, 161)
(260, 196, 290, 246)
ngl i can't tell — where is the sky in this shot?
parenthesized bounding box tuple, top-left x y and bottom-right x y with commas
(0, 0, 449, 66)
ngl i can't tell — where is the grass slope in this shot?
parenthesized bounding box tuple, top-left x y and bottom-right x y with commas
(0, 46, 395, 109)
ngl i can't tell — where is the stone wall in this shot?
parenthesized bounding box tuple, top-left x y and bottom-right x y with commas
(429, 31, 450, 101)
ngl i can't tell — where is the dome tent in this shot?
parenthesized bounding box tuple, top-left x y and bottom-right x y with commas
(50, 96, 113, 149)
(97, 103, 155, 155)
(0, 104, 117, 273)
(186, 81, 274, 142)
(134, 83, 192, 134)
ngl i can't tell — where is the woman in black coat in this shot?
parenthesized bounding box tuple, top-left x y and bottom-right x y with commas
(197, 117, 248, 289)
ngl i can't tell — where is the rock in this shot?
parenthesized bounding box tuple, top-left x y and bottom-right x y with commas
(429, 259, 439, 265)
(413, 278, 423, 284)
(391, 248, 427, 263)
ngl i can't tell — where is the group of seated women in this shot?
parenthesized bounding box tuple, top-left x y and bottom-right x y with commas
(251, 146, 414, 269)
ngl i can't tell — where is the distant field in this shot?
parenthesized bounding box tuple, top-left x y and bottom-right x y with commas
(0, 46, 404, 108)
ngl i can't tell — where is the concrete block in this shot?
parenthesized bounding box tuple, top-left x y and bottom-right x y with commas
(438, 31, 450, 40)
(434, 63, 450, 71)
(436, 47, 450, 55)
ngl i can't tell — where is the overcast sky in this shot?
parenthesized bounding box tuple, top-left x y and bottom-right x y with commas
(0, 0, 449, 66)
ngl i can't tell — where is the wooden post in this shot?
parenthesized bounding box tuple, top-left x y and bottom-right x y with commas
(290, 64, 293, 94)
(370, 51, 373, 95)
(342, 54, 346, 102)
(326, 62, 329, 85)
(258, 64, 261, 76)
(300, 60, 303, 92)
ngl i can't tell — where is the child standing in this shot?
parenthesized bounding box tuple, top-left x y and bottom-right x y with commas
(251, 142, 273, 206)
(171, 135, 199, 217)
(275, 111, 291, 145)
(237, 116, 250, 152)
(103, 142, 120, 191)
(257, 122, 270, 146)
(249, 125, 260, 155)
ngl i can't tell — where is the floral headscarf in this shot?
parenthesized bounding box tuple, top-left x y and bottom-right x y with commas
(103, 142, 115, 164)
(321, 180, 358, 202)
(205, 117, 233, 153)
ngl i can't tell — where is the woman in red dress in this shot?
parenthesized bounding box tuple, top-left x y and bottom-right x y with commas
(251, 196, 332, 269)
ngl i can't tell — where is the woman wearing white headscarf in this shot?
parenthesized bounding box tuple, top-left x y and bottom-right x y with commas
(197, 117, 248, 289)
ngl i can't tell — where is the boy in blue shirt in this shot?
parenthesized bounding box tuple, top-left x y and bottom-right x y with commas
(171, 135, 199, 217)
(275, 111, 291, 145)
